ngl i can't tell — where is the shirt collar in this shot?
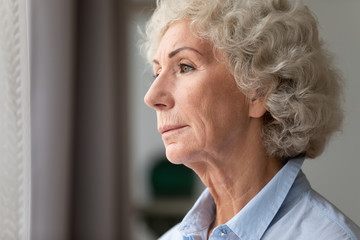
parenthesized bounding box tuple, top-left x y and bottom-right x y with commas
(178, 155, 305, 239)
(227, 155, 304, 240)
(178, 188, 215, 237)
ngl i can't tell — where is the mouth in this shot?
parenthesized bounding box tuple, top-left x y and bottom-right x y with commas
(159, 125, 188, 135)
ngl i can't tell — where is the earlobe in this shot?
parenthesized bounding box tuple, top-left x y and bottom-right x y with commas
(249, 98, 267, 118)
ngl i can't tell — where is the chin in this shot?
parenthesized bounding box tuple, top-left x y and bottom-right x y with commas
(165, 144, 200, 166)
(165, 150, 184, 165)
(164, 144, 189, 165)
(166, 148, 196, 166)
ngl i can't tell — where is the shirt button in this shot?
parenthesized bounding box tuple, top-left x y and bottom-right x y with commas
(220, 229, 227, 236)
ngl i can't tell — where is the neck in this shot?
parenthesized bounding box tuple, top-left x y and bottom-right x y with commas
(185, 121, 283, 235)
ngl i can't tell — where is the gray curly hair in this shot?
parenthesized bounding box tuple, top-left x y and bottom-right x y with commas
(144, 0, 343, 160)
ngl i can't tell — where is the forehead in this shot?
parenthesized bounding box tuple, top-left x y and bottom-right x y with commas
(155, 21, 212, 57)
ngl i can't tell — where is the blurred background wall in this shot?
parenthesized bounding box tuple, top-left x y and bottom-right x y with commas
(28, 0, 359, 239)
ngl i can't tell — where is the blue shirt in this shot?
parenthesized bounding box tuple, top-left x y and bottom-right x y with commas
(159, 156, 360, 240)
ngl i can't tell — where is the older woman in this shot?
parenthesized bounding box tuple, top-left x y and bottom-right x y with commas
(143, 0, 360, 239)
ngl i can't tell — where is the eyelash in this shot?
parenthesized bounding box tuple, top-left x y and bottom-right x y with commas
(152, 63, 196, 80)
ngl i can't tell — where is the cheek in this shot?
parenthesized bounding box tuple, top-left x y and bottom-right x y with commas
(198, 89, 249, 144)
(183, 96, 220, 146)
(174, 71, 248, 144)
(179, 102, 209, 143)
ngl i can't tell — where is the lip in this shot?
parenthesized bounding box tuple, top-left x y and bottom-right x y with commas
(159, 125, 187, 135)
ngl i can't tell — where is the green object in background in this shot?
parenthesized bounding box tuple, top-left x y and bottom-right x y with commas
(151, 157, 195, 198)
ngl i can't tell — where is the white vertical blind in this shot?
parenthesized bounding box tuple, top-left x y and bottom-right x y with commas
(0, 0, 31, 239)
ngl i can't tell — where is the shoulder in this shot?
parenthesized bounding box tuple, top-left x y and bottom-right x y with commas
(305, 189, 360, 240)
(265, 188, 360, 240)
(158, 223, 183, 240)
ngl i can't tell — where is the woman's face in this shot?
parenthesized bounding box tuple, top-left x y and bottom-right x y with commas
(144, 21, 253, 165)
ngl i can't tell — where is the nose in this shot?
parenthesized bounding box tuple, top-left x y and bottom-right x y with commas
(144, 74, 174, 111)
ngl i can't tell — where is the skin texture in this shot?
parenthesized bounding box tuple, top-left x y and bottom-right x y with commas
(144, 21, 283, 238)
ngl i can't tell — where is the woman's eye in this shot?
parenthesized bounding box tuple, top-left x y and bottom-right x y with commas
(179, 64, 195, 73)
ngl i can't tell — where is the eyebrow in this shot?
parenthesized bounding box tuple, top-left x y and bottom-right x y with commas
(152, 47, 203, 65)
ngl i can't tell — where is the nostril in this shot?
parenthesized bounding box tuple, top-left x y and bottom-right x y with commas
(144, 93, 167, 109)
(154, 103, 167, 108)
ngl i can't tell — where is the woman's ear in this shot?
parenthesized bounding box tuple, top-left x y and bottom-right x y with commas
(249, 97, 267, 118)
